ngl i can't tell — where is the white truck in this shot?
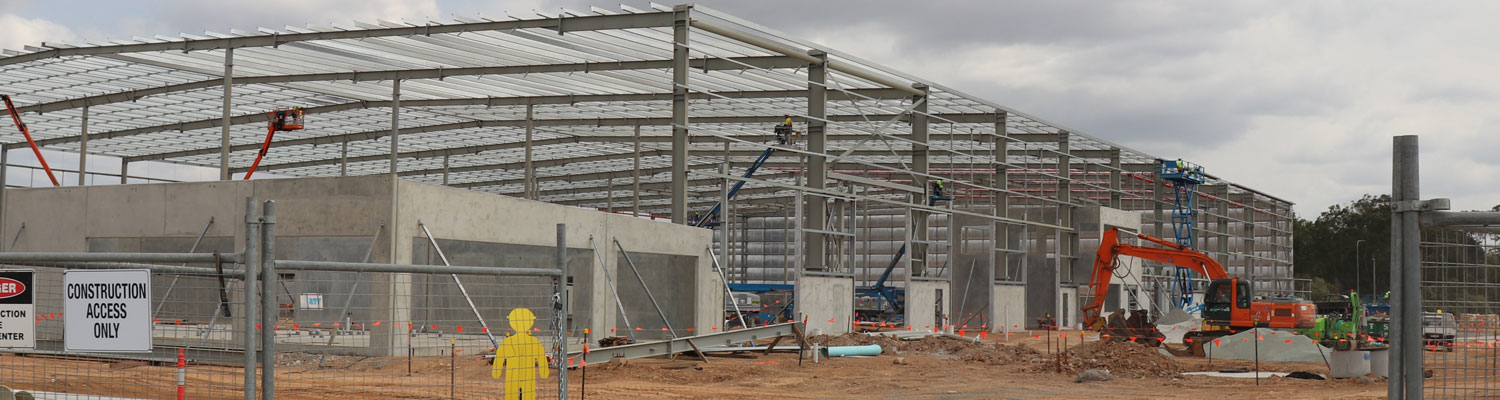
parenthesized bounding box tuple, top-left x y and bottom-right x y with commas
(1422, 311, 1457, 351)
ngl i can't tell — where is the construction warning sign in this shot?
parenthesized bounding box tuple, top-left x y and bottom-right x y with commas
(0, 270, 35, 349)
(64, 269, 152, 352)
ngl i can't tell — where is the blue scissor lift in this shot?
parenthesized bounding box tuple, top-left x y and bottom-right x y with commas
(1158, 159, 1206, 310)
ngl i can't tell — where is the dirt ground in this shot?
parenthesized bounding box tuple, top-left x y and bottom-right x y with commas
(576, 331, 1390, 400)
(0, 330, 1441, 399)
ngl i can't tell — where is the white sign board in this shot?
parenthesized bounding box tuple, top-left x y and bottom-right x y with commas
(299, 293, 324, 310)
(0, 270, 35, 349)
(64, 270, 152, 352)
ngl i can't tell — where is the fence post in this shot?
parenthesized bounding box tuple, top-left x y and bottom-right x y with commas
(242, 197, 260, 400)
(556, 223, 569, 399)
(260, 200, 277, 400)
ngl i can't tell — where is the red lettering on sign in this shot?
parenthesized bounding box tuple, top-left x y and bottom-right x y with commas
(0, 278, 23, 299)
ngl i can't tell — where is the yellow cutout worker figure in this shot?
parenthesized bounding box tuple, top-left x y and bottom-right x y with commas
(493, 308, 549, 400)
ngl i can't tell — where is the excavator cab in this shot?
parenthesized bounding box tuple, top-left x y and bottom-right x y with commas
(1202, 278, 1250, 327)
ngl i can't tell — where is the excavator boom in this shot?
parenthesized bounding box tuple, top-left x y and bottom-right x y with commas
(1082, 227, 1229, 329)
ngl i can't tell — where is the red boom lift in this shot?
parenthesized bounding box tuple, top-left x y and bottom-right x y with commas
(243, 107, 304, 180)
(1, 94, 60, 186)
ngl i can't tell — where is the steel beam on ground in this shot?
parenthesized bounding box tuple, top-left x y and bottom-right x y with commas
(570, 321, 805, 365)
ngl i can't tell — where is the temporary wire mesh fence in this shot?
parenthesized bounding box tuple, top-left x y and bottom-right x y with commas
(0, 265, 568, 400)
(267, 269, 564, 400)
(0, 265, 249, 399)
(1421, 229, 1500, 399)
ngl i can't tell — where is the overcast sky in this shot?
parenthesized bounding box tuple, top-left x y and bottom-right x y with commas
(4, 0, 1497, 217)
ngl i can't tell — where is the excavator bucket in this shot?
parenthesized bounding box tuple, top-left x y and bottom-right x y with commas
(1099, 309, 1165, 347)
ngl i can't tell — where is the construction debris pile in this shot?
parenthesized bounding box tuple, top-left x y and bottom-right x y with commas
(811, 334, 1042, 365)
(1029, 340, 1184, 378)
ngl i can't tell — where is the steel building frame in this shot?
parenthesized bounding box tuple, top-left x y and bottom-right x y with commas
(0, 4, 1295, 291)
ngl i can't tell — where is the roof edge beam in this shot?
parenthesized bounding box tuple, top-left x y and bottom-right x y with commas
(45, 88, 908, 149)
(0, 12, 676, 67)
(14, 55, 801, 115)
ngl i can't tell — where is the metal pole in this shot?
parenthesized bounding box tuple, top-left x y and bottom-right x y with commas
(614, 239, 678, 338)
(78, 105, 88, 186)
(588, 237, 636, 340)
(242, 197, 260, 400)
(220, 48, 233, 181)
(524, 103, 535, 200)
(340, 140, 348, 177)
(633, 127, 639, 218)
(155, 217, 216, 318)
(708, 246, 746, 331)
(260, 200, 276, 400)
(390, 80, 400, 176)
(1394, 135, 1422, 399)
(633, 125, 641, 217)
(556, 223, 570, 399)
(669, 5, 691, 224)
(417, 221, 498, 347)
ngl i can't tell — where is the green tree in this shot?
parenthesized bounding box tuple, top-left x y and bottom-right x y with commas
(1293, 194, 1392, 296)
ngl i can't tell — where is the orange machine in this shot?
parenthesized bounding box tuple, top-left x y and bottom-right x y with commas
(1083, 227, 1314, 347)
(242, 107, 304, 180)
(1, 94, 60, 186)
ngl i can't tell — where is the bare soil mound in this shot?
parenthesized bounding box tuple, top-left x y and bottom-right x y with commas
(1028, 340, 1183, 378)
(810, 334, 1042, 365)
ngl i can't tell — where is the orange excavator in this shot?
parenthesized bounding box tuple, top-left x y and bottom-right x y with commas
(1083, 227, 1315, 353)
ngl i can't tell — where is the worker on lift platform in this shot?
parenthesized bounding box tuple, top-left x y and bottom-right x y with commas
(930, 179, 953, 202)
(774, 115, 794, 145)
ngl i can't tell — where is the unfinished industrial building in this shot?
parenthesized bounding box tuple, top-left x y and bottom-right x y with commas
(0, 3, 1297, 354)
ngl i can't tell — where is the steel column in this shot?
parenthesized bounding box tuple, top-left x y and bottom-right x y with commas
(340, 140, 348, 177)
(669, 5, 691, 224)
(993, 111, 1009, 284)
(910, 83, 930, 278)
(220, 48, 233, 180)
(1056, 131, 1073, 288)
(804, 50, 828, 271)
(78, 106, 87, 185)
(390, 80, 400, 175)
(633, 125, 641, 216)
(524, 103, 536, 200)
(1108, 148, 1121, 209)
